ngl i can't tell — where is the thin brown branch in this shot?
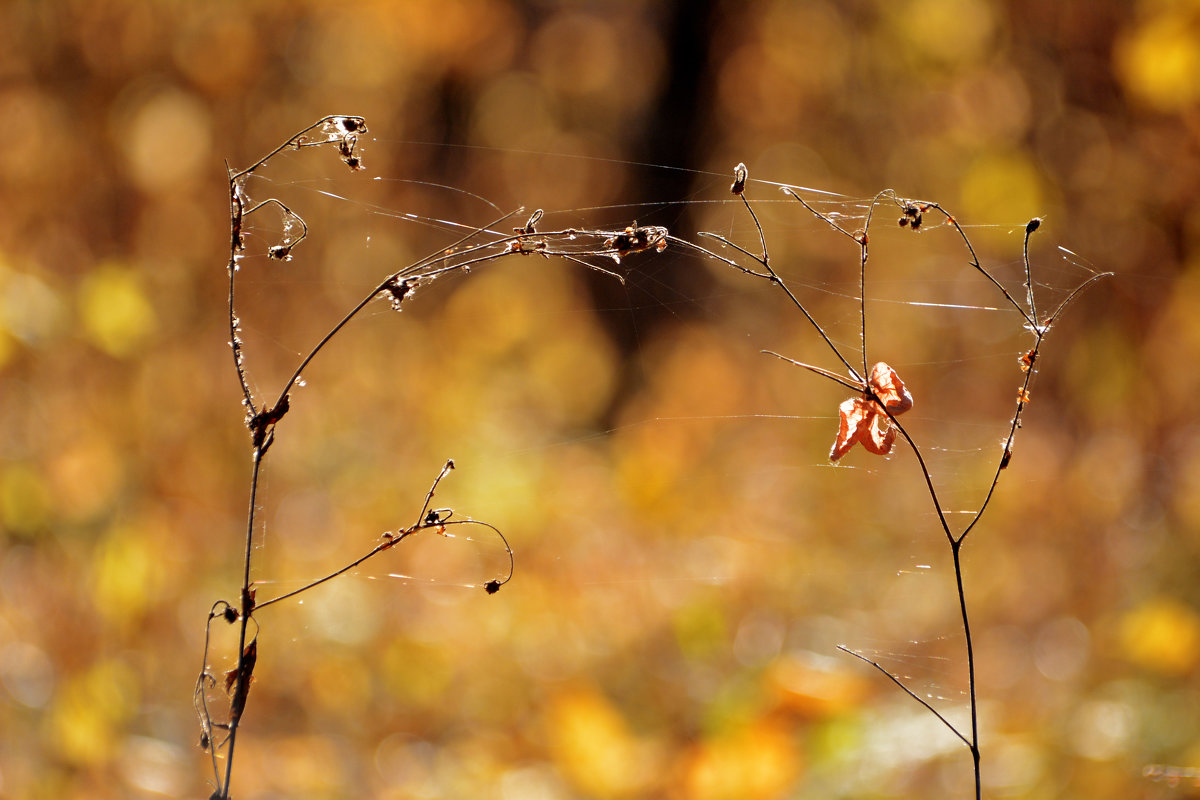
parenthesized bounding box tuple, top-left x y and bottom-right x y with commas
(837, 645, 971, 749)
(761, 350, 866, 394)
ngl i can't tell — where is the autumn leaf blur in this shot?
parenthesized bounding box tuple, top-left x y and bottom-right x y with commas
(0, 2, 1197, 799)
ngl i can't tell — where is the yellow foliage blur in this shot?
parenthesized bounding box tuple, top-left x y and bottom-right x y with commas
(77, 264, 156, 358)
(679, 720, 799, 800)
(1119, 596, 1200, 675)
(46, 659, 140, 767)
(1116, 9, 1200, 111)
(1, 463, 52, 534)
(546, 687, 662, 798)
(92, 523, 163, 632)
(0, 2, 1195, 799)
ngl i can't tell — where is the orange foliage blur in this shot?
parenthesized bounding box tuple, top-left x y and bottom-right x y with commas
(0, 2, 1197, 799)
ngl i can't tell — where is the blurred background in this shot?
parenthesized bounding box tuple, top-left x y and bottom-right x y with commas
(1, 0, 1197, 798)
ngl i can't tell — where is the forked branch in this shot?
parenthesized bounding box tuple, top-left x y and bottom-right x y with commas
(701, 162, 1108, 799)
(200, 117, 664, 800)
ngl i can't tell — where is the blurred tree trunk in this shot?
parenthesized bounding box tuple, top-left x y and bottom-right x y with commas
(588, 0, 718, 422)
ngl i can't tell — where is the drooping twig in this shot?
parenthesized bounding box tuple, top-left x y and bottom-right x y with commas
(836, 645, 971, 748)
(252, 461, 514, 612)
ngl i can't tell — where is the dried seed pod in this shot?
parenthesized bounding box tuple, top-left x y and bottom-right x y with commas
(731, 163, 748, 195)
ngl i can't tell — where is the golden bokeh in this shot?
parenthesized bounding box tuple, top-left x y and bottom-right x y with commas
(0, 2, 1196, 799)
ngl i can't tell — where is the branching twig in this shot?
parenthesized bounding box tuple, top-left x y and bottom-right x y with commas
(837, 645, 971, 748)
(684, 169, 862, 385)
(199, 119, 661, 799)
(703, 163, 1109, 799)
(253, 461, 515, 612)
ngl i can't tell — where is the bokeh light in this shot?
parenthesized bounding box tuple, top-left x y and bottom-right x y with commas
(0, 2, 1196, 799)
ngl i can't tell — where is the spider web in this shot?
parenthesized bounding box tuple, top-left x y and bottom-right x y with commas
(222, 134, 1104, 787)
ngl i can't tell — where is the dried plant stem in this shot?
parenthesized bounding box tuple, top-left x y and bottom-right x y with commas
(254, 518, 513, 612)
(954, 541, 981, 798)
(200, 118, 660, 799)
(700, 166, 1109, 799)
(221, 446, 264, 797)
(684, 203, 861, 382)
(837, 645, 971, 748)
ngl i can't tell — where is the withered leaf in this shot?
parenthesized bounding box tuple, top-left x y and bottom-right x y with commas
(829, 362, 913, 462)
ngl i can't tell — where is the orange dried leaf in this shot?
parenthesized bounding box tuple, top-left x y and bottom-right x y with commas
(859, 416, 897, 455)
(830, 398, 874, 461)
(868, 362, 913, 414)
(829, 362, 912, 462)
